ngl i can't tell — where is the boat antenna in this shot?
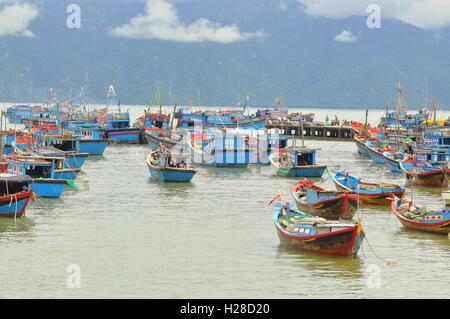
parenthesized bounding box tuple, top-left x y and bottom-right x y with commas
(301, 117, 305, 147)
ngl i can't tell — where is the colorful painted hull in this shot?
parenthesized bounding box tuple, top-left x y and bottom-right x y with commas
(276, 165, 327, 177)
(400, 161, 449, 187)
(274, 211, 364, 256)
(367, 147, 388, 164)
(328, 169, 405, 205)
(31, 179, 66, 198)
(383, 154, 403, 173)
(78, 139, 108, 156)
(355, 139, 370, 155)
(405, 170, 448, 187)
(0, 190, 33, 218)
(291, 191, 358, 220)
(391, 197, 450, 234)
(104, 128, 141, 144)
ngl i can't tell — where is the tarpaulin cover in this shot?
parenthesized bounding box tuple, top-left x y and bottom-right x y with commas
(0, 175, 32, 195)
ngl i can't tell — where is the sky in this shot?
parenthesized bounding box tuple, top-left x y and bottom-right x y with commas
(2, 0, 450, 42)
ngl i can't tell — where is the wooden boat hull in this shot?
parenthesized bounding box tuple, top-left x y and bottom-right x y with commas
(292, 193, 358, 220)
(405, 170, 448, 187)
(391, 197, 450, 234)
(103, 128, 141, 144)
(329, 169, 405, 205)
(275, 223, 364, 256)
(333, 181, 404, 205)
(0, 190, 33, 218)
(78, 139, 109, 156)
(354, 138, 370, 155)
(31, 179, 67, 198)
(367, 147, 386, 164)
(384, 155, 402, 172)
(277, 165, 326, 177)
(146, 155, 197, 182)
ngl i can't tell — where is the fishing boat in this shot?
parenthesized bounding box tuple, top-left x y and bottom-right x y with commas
(290, 180, 358, 220)
(382, 151, 405, 173)
(269, 147, 326, 177)
(390, 196, 450, 234)
(0, 175, 33, 218)
(146, 150, 197, 182)
(273, 202, 365, 256)
(328, 168, 405, 205)
(367, 142, 396, 164)
(100, 85, 141, 144)
(353, 134, 379, 156)
(399, 157, 448, 187)
(7, 156, 68, 198)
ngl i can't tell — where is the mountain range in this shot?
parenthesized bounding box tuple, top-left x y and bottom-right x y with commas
(1, 0, 450, 109)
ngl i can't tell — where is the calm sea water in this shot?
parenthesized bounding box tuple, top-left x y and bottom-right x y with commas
(0, 106, 449, 298)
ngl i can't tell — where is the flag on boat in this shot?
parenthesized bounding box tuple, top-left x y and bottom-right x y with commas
(268, 193, 282, 206)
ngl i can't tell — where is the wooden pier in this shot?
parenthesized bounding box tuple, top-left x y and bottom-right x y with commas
(265, 123, 355, 141)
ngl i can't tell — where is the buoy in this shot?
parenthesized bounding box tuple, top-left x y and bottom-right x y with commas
(386, 259, 393, 266)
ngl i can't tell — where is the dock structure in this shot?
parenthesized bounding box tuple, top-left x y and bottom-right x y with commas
(265, 123, 355, 141)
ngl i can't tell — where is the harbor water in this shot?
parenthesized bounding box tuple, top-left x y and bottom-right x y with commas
(0, 107, 449, 298)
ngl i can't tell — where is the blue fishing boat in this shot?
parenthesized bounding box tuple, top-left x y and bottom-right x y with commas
(66, 123, 109, 156)
(146, 150, 197, 182)
(6, 156, 67, 198)
(272, 201, 364, 256)
(0, 175, 33, 218)
(328, 168, 405, 205)
(269, 147, 326, 177)
(382, 151, 404, 172)
(102, 85, 141, 144)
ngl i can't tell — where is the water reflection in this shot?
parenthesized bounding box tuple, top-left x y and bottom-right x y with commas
(275, 244, 364, 279)
(0, 216, 35, 233)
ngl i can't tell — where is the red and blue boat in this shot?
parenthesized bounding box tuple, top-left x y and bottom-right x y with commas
(273, 202, 365, 256)
(0, 175, 34, 218)
(391, 196, 450, 234)
(328, 168, 405, 205)
(399, 157, 448, 187)
(290, 180, 358, 220)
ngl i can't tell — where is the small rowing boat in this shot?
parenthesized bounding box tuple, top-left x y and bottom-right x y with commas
(273, 202, 364, 256)
(290, 180, 358, 220)
(146, 149, 197, 182)
(328, 168, 405, 205)
(390, 196, 450, 234)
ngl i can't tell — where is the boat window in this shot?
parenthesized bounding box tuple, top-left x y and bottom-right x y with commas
(296, 153, 313, 165)
(53, 140, 76, 151)
(26, 165, 52, 178)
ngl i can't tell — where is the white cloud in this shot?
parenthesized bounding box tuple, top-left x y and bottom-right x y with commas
(111, 0, 263, 43)
(297, 0, 450, 30)
(334, 29, 358, 42)
(0, 1, 39, 37)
